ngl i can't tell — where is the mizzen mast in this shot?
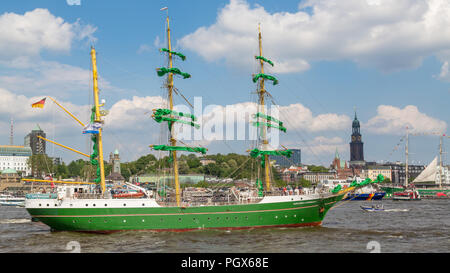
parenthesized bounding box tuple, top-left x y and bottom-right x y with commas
(257, 25, 271, 192)
(249, 25, 290, 195)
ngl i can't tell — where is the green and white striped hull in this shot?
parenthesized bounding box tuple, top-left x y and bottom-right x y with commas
(25, 193, 344, 233)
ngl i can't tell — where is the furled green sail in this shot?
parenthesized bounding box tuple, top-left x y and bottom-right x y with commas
(331, 174, 385, 194)
(252, 121, 287, 133)
(157, 67, 191, 79)
(153, 116, 200, 129)
(255, 112, 283, 127)
(252, 73, 278, 85)
(256, 179, 264, 197)
(152, 108, 200, 129)
(160, 48, 186, 61)
(153, 108, 197, 121)
(249, 148, 292, 167)
(89, 106, 101, 184)
(151, 145, 207, 155)
(255, 56, 274, 67)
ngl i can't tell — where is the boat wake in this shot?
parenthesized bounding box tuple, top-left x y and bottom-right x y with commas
(0, 219, 31, 224)
(384, 209, 409, 212)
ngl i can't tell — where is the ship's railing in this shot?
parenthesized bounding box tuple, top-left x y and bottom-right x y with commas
(156, 198, 263, 207)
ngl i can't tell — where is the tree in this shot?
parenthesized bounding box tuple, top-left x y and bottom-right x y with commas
(27, 154, 54, 178)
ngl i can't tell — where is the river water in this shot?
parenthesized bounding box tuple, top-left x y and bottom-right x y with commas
(0, 199, 449, 253)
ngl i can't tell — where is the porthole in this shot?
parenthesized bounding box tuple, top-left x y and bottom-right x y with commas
(85, 204, 88, 207)
(93, 204, 96, 207)
(178, 218, 182, 221)
(123, 204, 126, 207)
(54, 204, 57, 207)
(46, 204, 49, 207)
(39, 204, 41, 206)
(142, 203, 145, 206)
(123, 219, 127, 223)
(104, 204, 107, 207)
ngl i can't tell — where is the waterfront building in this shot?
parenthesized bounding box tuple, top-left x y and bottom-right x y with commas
(106, 149, 124, 184)
(0, 168, 31, 193)
(199, 158, 216, 166)
(24, 124, 46, 155)
(0, 145, 32, 176)
(383, 163, 424, 184)
(330, 148, 354, 179)
(366, 165, 392, 181)
(299, 171, 337, 184)
(272, 148, 301, 167)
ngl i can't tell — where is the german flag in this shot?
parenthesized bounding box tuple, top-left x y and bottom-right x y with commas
(31, 98, 46, 108)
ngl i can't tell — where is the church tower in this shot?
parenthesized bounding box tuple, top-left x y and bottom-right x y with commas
(349, 111, 365, 167)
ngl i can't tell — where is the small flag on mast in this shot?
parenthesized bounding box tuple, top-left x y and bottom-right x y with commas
(31, 98, 46, 108)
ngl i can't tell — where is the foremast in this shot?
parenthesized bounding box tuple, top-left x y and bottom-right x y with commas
(151, 14, 206, 206)
(249, 25, 291, 195)
(90, 47, 106, 194)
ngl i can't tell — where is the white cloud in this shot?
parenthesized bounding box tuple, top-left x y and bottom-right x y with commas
(0, 60, 115, 99)
(278, 104, 351, 132)
(180, 0, 450, 75)
(0, 8, 96, 63)
(365, 105, 447, 135)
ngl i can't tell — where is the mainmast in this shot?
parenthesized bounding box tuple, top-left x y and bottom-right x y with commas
(257, 26, 271, 192)
(151, 12, 205, 207)
(90, 47, 106, 194)
(165, 15, 181, 206)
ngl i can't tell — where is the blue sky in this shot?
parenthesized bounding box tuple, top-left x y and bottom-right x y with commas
(0, 0, 449, 167)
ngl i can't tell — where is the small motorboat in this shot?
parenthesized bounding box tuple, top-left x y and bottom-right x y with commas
(360, 204, 385, 212)
(393, 190, 421, 201)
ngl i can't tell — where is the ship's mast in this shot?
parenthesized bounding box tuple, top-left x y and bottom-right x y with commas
(90, 47, 106, 194)
(439, 134, 443, 189)
(257, 25, 271, 192)
(166, 15, 181, 206)
(405, 128, 409, 187)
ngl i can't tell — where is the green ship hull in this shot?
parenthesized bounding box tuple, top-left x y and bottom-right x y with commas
(26, 194, 344, 233)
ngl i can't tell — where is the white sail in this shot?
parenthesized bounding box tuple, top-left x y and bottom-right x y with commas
(413, 157, 438, 183)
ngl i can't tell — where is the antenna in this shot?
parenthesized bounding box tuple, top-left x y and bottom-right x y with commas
(10, 117, 13, 145)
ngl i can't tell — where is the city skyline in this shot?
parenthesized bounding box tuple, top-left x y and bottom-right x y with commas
(0, 0, 448, 167)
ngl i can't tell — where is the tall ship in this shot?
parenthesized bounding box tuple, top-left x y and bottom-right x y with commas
(24, 14, 377, 233)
